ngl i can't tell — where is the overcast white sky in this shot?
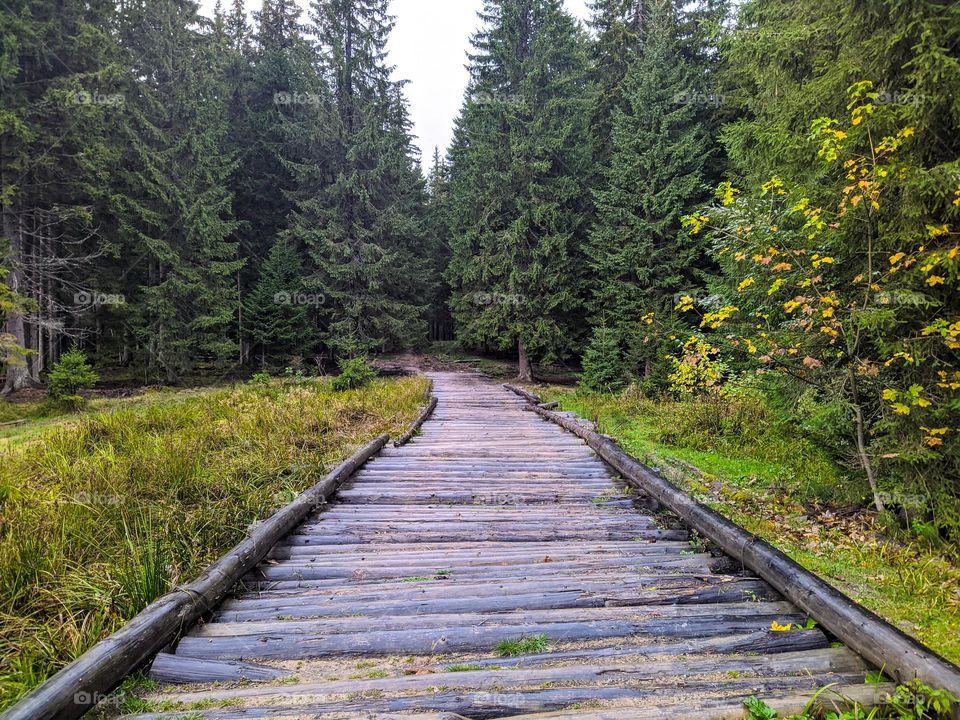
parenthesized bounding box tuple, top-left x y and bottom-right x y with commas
(199, 0, 592, 163)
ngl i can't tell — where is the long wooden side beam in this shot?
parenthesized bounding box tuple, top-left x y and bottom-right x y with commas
(2, 433, 390, 720)
(394, 395, 438, 448)
(504, 384, 960, 704)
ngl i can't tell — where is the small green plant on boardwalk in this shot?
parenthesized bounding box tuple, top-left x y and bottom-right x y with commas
(494, 634, 549, 657)
(0, 376, 428, 710)
(444, 664, 490, 672)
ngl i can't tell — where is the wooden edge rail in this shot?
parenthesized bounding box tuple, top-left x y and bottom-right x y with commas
(394, 381, 438, 448)
(1, 433, 390, 720)
(503, 384, 960, 705)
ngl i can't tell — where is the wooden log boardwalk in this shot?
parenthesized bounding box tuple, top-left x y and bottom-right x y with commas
(125, 372, 889, 719)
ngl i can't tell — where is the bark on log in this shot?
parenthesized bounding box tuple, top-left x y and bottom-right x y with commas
(503, 384, 960, 701)
(0, 434, 389, 720)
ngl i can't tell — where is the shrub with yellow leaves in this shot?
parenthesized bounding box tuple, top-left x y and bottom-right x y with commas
(680, 81, 960, 540)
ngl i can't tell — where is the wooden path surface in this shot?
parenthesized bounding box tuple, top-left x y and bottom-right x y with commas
(128, 372, 883, 719)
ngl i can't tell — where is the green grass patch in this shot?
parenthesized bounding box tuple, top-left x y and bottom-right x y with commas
(0, 376, 429, 710)
(541, 386, 960, 665)
(443, 663, 491, 672)
(494, 634, 549, 657)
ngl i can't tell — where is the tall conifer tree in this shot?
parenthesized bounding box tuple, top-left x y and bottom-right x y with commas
(586, 0, 711, 377)
(114, 0, 243, 382)
(283, 0, 428, 356)
(446, 0, 591, 380)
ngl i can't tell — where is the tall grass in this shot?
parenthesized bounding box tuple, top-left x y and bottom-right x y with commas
(0, 376, 429, 709)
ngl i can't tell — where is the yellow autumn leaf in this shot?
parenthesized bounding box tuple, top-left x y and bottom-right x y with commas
(889, 252, 906, 265)
(738, 277, 756, 292)
(770, 621, 792, 632)
(892, 403, 911, 416)
(927, 275, 946, 287)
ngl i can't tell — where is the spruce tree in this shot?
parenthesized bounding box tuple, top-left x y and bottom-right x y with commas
(114, 0, 243, 382)
(283, 0, 428, 357)
(244, 237, 313, 363)
(586, 0, 711, 378)
(0, 0, 121, 392)
(587, 0, 646, 166)
(424, 148, 453, 340)
(720, 0, 960, 187)
(231, 0, 314, 267)
(580, 326, 628, 392)
(447, 0, 592, 380)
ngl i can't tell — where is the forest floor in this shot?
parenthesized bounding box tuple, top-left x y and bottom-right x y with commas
(0, 375, 430, 710)
(419, 347, 960, 663)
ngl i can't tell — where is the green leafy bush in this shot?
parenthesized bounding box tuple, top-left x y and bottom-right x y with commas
(46, 350, 98, 404)
(331, 357, 377, 391)
(580, 327, 627, 393)
(248, 371, 272, 386)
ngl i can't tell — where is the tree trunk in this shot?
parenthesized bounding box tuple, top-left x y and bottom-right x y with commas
(848, 367, 884, 514)
(1, 140, 32, 394)
(517, 338, 533, 383)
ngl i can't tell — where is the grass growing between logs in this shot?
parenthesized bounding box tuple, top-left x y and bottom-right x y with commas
(541, 387, 960, 665)
(0, 376, 429, 710)
(495, 634, 550, 657)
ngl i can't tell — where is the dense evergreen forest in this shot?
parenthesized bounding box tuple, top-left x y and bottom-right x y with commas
(1, 0, 959, 537)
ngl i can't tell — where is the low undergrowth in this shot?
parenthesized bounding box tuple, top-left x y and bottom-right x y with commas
(745, 679, 955, 718)
(541, 387, 960, 665)
(0, 376, 429, 710)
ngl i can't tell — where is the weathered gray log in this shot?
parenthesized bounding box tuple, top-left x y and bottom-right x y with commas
(148, 654, 292, 684)
(504, 384, 960, 699)
(394, 395, 439, 447)
(198, 603, 804, 637)
(151, 648, 864, 704)
(0, 433, 390, 720)
(506, 384, 543, 404)
(437, 628, 831, 669)
(491, 683, 896, 720)
(126, 676, 876, 720)
(175, 615, 809, 660)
